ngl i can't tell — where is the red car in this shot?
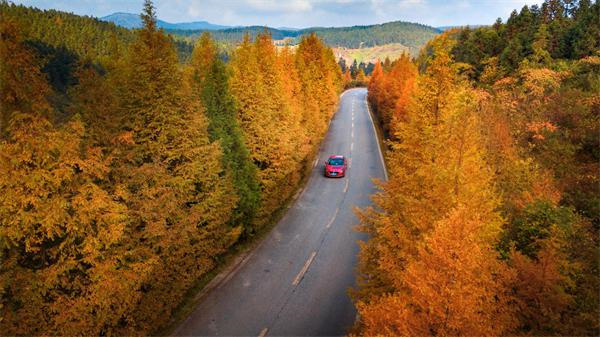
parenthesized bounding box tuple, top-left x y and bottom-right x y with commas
(324, 155, 347, 178)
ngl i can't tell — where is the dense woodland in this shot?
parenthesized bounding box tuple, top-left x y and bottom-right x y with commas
(168, 20, 440, 53)
(359, 0, 599, 335)
(0, 0, 341, 334)
(0, 2, 197, 64)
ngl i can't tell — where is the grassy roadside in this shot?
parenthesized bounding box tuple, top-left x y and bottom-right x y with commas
(154, 92, 346, 336)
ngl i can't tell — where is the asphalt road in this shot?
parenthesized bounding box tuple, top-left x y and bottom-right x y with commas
(174, 88, 386, 337)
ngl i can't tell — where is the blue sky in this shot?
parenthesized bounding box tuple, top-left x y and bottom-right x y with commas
(12, 0, 542, 28)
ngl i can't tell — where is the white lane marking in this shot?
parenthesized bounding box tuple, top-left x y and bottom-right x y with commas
(343, 179, 349, 193)
(351, 129, 354, 138)
(348, 158, 352, 169)
(258, 327, 268, 337)
(364, 97, 389, 181)
(350, 142, 354, 151)
(313, 157, 319, 168)
(326, 208, 340, 229)
(292, 251, 317, 286)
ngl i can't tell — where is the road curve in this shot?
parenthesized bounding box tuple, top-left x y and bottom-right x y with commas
(174, 88, 386, 336)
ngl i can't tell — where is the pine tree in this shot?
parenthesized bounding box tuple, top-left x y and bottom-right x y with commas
(229, 33, 296, 226)
(109, 1, 237, 331)
(189, 32, 260, 231)
(296, 33, 341, 143)
(367, 60, 383, 109)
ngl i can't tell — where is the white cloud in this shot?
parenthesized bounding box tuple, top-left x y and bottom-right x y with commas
(245, 0, 312, 12)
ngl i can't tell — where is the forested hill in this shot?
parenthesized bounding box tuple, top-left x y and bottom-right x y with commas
(0, 3, 193, 73)
(307, 21, 440, 49)
(3, 2, 439, 61)
(168, 21, 440, 52)
(1, 2, 134, 61)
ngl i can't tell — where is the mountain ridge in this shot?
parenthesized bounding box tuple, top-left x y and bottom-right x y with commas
(100, 12, 440, 54)
(101, 12, 230, 30)
(168, 21, 440, 54)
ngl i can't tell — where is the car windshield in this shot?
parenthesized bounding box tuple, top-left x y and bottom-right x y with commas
(328, 157, 344, 166)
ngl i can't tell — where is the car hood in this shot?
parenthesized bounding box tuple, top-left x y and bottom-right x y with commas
(326, 165, 344, 171)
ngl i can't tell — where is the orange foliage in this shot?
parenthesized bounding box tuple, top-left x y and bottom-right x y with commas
(356, 30, 599, 336)
(359, 207, 516, 337)
(510, 234, 575, 334)
(367, 53, 417, 137)
(355, 40, 512, 332)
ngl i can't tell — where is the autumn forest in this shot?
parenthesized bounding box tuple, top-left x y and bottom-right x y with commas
(360, 1, 599, 335)
(1, 0, 599, 336)
(1, 0, 341, 333)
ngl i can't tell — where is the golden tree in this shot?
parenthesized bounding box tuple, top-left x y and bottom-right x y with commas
(108, 1, 237, 332)
(356, 36, 517, 335)
(0, 17, 129, 335)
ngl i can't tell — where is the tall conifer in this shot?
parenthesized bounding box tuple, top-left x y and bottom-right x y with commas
(189, 33, 260, 231)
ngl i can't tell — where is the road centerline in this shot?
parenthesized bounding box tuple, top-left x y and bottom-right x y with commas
(258, 327, 268, 337)
(326, 207, 340, 229)
(292, 251, 317, 286)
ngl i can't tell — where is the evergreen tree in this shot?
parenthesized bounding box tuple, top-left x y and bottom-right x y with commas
(338, 57, 347, 72)
(529, 24, 552, 66)
(111, 1, 237, 331)
(367, 61, 384, 110)
(229, 33, 296, 226)
(189, 33, 260, 231)
(350, 59, 358, 78)
(296, 33, 341, 143)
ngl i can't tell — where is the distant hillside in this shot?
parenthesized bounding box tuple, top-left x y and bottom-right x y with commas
(307, 21, 440, 50)
(1, 3, 134, 60)
(0, 3, 193, 84)
(3, 3, 439, 60)
(171, 21, 440, 55)
(101, 12, 230, 30)
(99, 12, 439, 51)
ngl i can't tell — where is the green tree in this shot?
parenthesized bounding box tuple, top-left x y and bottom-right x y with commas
(189, 33, 260, 232)
(111, 1, 238, 332)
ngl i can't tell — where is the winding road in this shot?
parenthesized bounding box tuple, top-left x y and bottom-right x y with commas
(174, 88, 386, 336)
